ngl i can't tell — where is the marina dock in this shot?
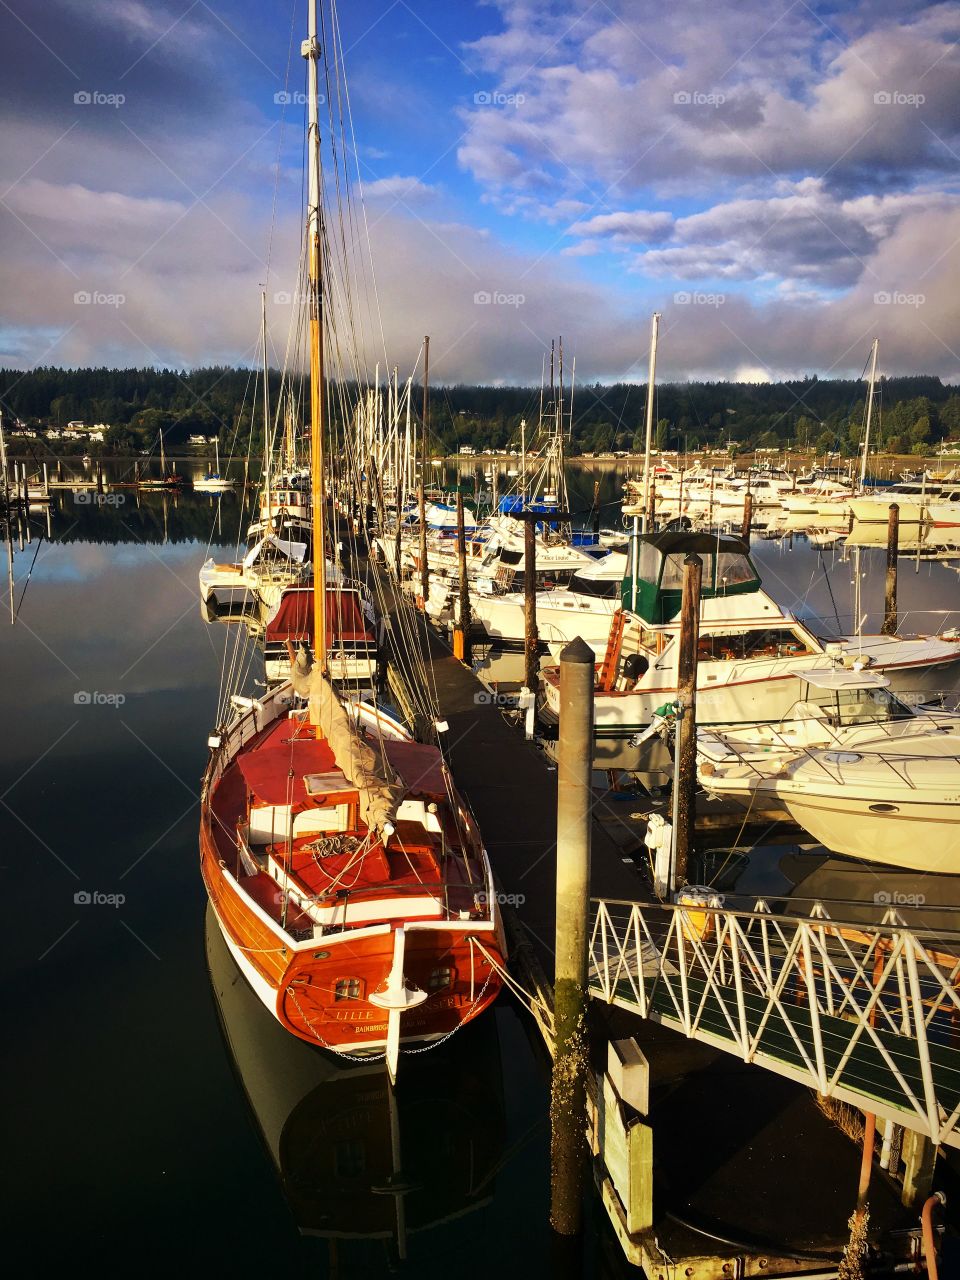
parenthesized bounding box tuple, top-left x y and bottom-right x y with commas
(413, 608, 950, 1275)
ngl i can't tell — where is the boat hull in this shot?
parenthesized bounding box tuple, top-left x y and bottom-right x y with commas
(200, 687, 505, 1058)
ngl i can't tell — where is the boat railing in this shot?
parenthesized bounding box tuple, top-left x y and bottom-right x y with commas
(588, 895, 960, 1146)
(799, 606, 960, 639)
(700, 714, 960, 790)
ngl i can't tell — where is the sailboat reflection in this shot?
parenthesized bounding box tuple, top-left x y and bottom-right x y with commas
(205, 903, 506, 1256)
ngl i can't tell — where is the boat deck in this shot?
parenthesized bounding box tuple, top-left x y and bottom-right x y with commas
(209, 706, 483, 936)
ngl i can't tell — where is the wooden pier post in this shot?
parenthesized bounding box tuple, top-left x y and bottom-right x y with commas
(882, 503, 899, 636)
(646, 471, 656, 532)
(674, 554, 702, 888)
(550, 636, 595, 1237)
(96, 460, 104, 495)
(454, 490, 472, 664)
(740, 492, 753, 541)
(524, 516, 539, 693)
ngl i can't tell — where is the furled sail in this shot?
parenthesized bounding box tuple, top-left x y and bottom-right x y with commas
(291, 647, 403, 834)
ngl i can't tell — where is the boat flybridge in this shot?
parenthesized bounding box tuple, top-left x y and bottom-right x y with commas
(537, 530, 960, 743)
(697, 668, 960, 872)
(468, 552, 627, 651)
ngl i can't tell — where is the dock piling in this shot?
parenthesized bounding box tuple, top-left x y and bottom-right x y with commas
(550, 636, 594, 1237)
(453, 490, 472, 664)
(882, 503, 899, 636)
(673, 554, 702, 888)
(524, 517, 539, 693)
(741, 492, 753, 541)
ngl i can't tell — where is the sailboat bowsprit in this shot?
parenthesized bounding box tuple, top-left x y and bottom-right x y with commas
(198, 0, 505, 1079)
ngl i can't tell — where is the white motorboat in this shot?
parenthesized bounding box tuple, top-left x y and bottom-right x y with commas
(198, 532, 311, 609)
(697, 668, 960, 872)
(469, 552, 626, 651)
(537, 530, 960, 743)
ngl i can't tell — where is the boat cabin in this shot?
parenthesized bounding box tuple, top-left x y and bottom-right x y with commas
(620, 531, 761, 623)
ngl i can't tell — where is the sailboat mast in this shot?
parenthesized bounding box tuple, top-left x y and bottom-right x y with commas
(640, 311, 661, 534)
(859, 338, 879, 492)
(262, 289, 272, 526)
(305, 0, 327, 673)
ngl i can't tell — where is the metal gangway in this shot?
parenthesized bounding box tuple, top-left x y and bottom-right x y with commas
(589, 896, 960, 1148)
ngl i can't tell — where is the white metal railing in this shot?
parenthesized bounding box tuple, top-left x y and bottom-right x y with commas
(698, 708, 960, 790)
(589, 897, 960, 1148)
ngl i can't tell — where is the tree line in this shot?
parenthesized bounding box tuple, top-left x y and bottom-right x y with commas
(1, 366, 958, 457)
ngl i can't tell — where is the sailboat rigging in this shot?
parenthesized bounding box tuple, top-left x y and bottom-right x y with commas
(198, 0, 505, 1082)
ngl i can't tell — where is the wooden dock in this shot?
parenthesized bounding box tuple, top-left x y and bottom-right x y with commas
(415, 615, 932, 1275)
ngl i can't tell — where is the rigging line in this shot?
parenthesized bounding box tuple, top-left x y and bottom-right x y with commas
(819, 545, 842, 633)
(263, 0, 300, 281)
(13, 529, 43, 619)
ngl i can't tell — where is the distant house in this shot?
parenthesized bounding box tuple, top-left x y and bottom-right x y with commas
(45, 428, 63, 439)
(66, 420, 86, 430)
(458, 445, 475, 455)
(188, 434, 217, 445)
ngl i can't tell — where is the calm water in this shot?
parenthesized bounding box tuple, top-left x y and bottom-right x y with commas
(0, 471, 621, 1275)
(3, 462, 959, 1266)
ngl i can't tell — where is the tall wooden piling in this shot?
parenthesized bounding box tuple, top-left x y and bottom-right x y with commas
(524, 516, 539, 691)
(740, 492, 753, 541)
(882, 503, 899, 636)
(454, 490, 472, 664)
(96, 460, 104, 494)
(646, 471, 656, 531)
(550, 636, 595, 1237)
(674, 554, 702, 888)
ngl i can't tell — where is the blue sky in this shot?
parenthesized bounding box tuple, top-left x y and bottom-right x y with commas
(1, 0, 959, 384)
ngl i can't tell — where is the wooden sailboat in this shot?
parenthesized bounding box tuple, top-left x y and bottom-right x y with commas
(139, 424, 182, 490)
(199, 0, 504, 1081)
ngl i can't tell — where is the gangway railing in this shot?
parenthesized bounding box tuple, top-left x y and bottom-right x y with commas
(589, 897, 960, 1148)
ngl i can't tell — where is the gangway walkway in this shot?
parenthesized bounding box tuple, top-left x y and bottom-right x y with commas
(589, 897, 960, 1148)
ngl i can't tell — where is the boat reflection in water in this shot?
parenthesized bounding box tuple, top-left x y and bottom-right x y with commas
(205, 903, 506, 1261)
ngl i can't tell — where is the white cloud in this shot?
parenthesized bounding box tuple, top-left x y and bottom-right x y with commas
(360, 175, 439, 203)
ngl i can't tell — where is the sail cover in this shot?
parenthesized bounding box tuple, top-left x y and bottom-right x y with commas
(291, 652, 403, 833)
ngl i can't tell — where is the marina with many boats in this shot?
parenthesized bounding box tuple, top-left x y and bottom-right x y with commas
(5, 1, 960, 1277)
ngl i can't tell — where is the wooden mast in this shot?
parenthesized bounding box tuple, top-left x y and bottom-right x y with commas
(262, 288, 272, 528)
(305, 0, 327, 675)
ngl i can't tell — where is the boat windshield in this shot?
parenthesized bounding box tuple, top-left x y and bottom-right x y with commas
(659, 551, 757, 591)
(805, 684, 915, 726)
(568, 571, 620, 599)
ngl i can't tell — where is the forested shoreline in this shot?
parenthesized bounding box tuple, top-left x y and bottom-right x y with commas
(2, 366, 958, 458)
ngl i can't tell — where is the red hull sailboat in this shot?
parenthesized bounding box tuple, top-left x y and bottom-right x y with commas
(199, 0, 504, 1079)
